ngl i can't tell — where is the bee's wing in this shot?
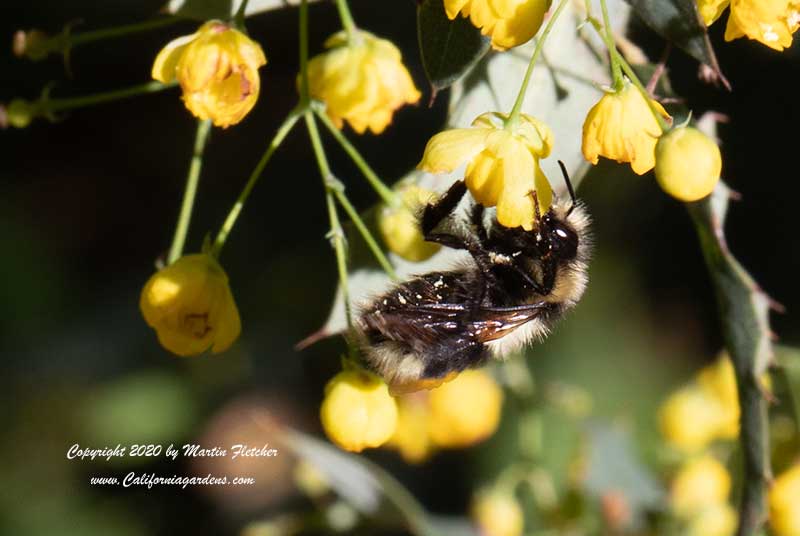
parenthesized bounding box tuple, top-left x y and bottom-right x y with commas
(361, 301, 551, 350)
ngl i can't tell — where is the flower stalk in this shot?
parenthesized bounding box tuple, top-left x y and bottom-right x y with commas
(335, 0, 358, 43)
(305, 112, 353, 329)
(168, 119, 212, 264)
(507, 0, 570, 126)
(211, 106, 304, 256)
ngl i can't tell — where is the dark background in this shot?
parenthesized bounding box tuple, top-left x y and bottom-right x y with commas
(1, 1, 798, 535)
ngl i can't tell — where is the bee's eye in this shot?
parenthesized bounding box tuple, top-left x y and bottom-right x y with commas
(551, 223, 578, 259)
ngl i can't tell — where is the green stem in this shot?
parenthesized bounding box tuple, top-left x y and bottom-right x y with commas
(313, 105, 397, 206)
(334, 0, 358, 42)
(299, 0, 310, 102)
(211, 106, 303, 256)
(507, 0, 570, 125)
(306, 112, 353, 329)
(599, 0, 623, 90)
(333, 189, 398, 280)
(233, 0, 250, 29)
(45, 80, 175, 114)
(67, 16, 180, 48)
(167, 119, 212, 264)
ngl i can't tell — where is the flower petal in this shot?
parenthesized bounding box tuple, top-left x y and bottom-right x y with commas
(151, 32, 198, 83)
(418, 128, 490, 173)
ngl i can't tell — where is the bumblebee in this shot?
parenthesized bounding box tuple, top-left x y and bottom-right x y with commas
(356, 164, 591, 394)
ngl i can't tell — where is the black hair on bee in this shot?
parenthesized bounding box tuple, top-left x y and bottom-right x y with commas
(355, 162, 591, 394)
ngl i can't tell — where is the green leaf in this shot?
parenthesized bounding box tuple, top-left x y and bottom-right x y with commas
(624, 0, 729, 88)
(417, 0, 490, 95)
(280, 428, 442, 536)
(687, 178, 774, 535)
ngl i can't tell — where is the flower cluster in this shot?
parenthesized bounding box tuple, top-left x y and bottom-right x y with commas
(307, 30, 421, 134)
(418, 112, 554, 230)
(471, 488, 525, 536)
(698, 0, 800, 51)
(152, 21, 267, 128)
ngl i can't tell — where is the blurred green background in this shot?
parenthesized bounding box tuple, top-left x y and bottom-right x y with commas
(1, 1, 798, 535)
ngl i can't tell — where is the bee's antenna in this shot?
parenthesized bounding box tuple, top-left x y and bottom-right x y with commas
(531, 190, 542, 227)
(558, 160, 576, 216)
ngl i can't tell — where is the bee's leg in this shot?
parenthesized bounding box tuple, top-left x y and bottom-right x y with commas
(420, 180, 468, 248)
(470, 203, 488, 242)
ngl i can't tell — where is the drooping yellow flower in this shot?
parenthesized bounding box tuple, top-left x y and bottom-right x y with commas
(655, 126, 722, 202)
(659, 385, 731, 452)
(418, 112, 554, 230)
(472, 489, 525, 536)
(725, 0, 800, 51)
(140, 253, 241, 356)
(671, 456, 732, 518)
(387, 393, 436, 463)
(307, 30, 421, 135)
(697, 0, 732, 26)
(428, 369, 503, 448)
(152, 21, 267, 128)
(320, 369, 398, 452)
(769, 464, 800, 536)
(378, 183, 441, 262)
(445, 0, 550, 50)
(582, 79, 671, 175)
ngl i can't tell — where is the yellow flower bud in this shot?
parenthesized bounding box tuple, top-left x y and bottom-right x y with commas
(4, 99, 35, 129)
(387, 393, 436, 463)
(686, 502, 737, 536)
(725, 0, 800, 51)
(445, 0, 550, 51)
(320, 369, 398, 452)
(307, 30, 420, 135)
(581, 80, 671, 175)
(140, 253, 241, 356)
(418, 112, 554, 230)
(658, 386, 730, 452)
(378, 184, 441, 262)
(471, 490, 524, 536)
(428, 369, 503, 448)
(671, 455, 732, 518)
(152, 21, 267, 128)
(655, 126, 722, 202)
(769, 464, 800, 536)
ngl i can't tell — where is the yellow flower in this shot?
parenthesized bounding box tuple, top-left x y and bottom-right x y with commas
(659, 386, 731, 452)
(697, 0, 732, 26)
(140, 253, 241, 356)
(581, 79, 671, 175)
(655, 126, 722, 202)
(428, 369, 503, 448)
(770, 464, 800, 536)
(307, 30, 420, 135)
(320, 369, 398, 452)
(725, 0, 800, 51)
(387, 393, 436, 463)
(152, 21, 267, 128)
(472, 490, 524, 536)
(671, 455, 732, 518)
(378, 183, 441, 262)
(418, 112, 554, 230)
(687, 502, 737, 536)
(445, 0, 551, 50)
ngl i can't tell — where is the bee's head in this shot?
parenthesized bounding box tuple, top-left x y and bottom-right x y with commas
(540, 211, 579, 261)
